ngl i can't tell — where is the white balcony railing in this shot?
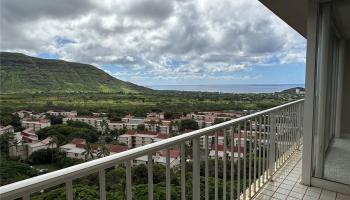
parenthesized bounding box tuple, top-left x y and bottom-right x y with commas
(0, 99, 304, 200)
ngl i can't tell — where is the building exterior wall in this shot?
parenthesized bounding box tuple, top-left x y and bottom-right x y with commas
(22, 121, 50, 132)
(341, 40, 350, 134)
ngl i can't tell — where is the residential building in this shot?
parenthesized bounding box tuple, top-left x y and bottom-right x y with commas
(118, 130, 168, 148)
(60, 139, 88, 160)
(146, 112, 165, 121)
(122, 115, 145, 124)
(47, 110, 77, 117)
(13, 110, 32, 119)
(9, 132, 28, 160)
(144, 122, 170, 134)
(0, 125, 14, 135)
(153, 150, 181, 168)
(60, 139, 128, 160)
(199, 132, 225, 149)
(21, 119, 50, 132)
(20, 128, 39, 143)
(133, 150, 181, 168)
(27, 137, 55, 156)
(208, 145, 244, 161)
(108, 122, 125, 130)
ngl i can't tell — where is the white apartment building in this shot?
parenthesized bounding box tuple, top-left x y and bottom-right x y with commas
(21, 119, 50, 132)
(20, 128, 39, 143)
(108, 122, 125, 130)
(144, 123, 170, 134)
(208, 145, 244, 162)
(133, 150, 181, 168)
(0, 125, 14, 135)
(28, 137, 55, 156)
(122, 116, 145, 125)
(199, 132, 225, 149)
(9, 132, 28, 160)
(60, 138, 88, 160)
(47, 110, 77, 117)
(146, 112, 165, 121)
(118, 131, 168, 148)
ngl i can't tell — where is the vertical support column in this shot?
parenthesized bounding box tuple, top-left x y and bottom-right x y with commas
(237, 124, 241, 200)
(248, 120, 252, 198)
(335, 40, 346, 138)
(269, 113, 276, 176)
(192, 137, 200, 200)
(215, 132, 219, 200)
(99, 169, 106, 200)
(262, 116, 266, 183)
(258, 117, 262, 188)
(166, 149, 171, 200)
(181, 143, 186, 200)
(205, 135, 209, 200)
(301, 0, 319, 186)
(66, 180, 73, 200)
(315, 3, 332, 178)
(243, 122, 247, 200)
(126, 161, 132, 200)
(223, 129, 227, 200)
(148, 154, 154, 200)
(253, 118, 257, 193)
(230, 126, 235, 200)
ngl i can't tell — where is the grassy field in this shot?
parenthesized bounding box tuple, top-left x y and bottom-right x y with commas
(32, 164, 59, 172)
(0, 91, 298, 117)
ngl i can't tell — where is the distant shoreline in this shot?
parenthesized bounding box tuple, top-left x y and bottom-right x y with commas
(146, 84, 305, 94)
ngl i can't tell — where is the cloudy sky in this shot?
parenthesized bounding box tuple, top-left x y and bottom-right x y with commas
(1, 0, 306, 86)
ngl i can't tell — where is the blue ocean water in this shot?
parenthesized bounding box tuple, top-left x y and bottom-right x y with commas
(147, 84, 305, 94)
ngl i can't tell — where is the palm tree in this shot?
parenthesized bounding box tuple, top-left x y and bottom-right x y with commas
(0, 132, 14, 158)
(48, 136, 59, 161)
(97, 144, 110, 158)
(12, 139, 20, 157)
(101, 119, 110, 135)
(82, 143, 94, 161)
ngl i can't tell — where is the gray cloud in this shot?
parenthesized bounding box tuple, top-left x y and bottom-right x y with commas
(124, 0, 175, 20)
(1, 0, 95, 23)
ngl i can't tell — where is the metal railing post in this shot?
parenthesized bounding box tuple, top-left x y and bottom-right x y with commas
(269, 113, 276, 177)
(66, 180, 73, 200)
(192, 137, 200, 200)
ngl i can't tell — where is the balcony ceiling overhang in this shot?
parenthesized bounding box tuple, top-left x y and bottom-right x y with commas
(258, 0, 308, 38)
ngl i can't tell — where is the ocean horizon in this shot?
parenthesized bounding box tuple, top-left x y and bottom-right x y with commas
(147, 84, 305, 94)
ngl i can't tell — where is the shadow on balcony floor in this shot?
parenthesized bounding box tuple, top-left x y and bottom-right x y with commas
(324, 134, 350, 185)
(253, 151, 350, 200)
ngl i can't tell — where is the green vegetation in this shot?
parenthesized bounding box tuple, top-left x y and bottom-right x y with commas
(179, 119, 199, 131)
(31, 154, 263, 200)
(0, 132, 15, 158)
(36, 120, 99, 144)
(0, 160, 38, 186)
(32, 184, 99, 200)
(0, 52, 152, 94)
(0, 91, 292, 118)
(29, 149, 59, 164)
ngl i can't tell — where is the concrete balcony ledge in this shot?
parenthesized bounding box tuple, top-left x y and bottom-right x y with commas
(253, 151, 350, 200)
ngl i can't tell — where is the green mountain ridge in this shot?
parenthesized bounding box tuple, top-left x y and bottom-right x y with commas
(0, 52, 152, 94)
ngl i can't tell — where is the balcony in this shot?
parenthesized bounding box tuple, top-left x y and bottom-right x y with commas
(0, 99, 332, 200)
(252, 151, 349, 200)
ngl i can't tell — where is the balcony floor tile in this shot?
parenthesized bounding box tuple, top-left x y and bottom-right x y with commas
(252, 151, 349, 200)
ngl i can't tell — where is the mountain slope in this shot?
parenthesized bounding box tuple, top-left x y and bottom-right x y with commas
(0, 52, 152, 94)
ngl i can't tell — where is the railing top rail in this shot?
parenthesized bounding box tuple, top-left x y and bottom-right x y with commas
(0, 99, 304, 199)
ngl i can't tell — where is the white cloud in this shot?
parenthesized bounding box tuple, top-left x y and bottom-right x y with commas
(0, 0, 306, 84)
